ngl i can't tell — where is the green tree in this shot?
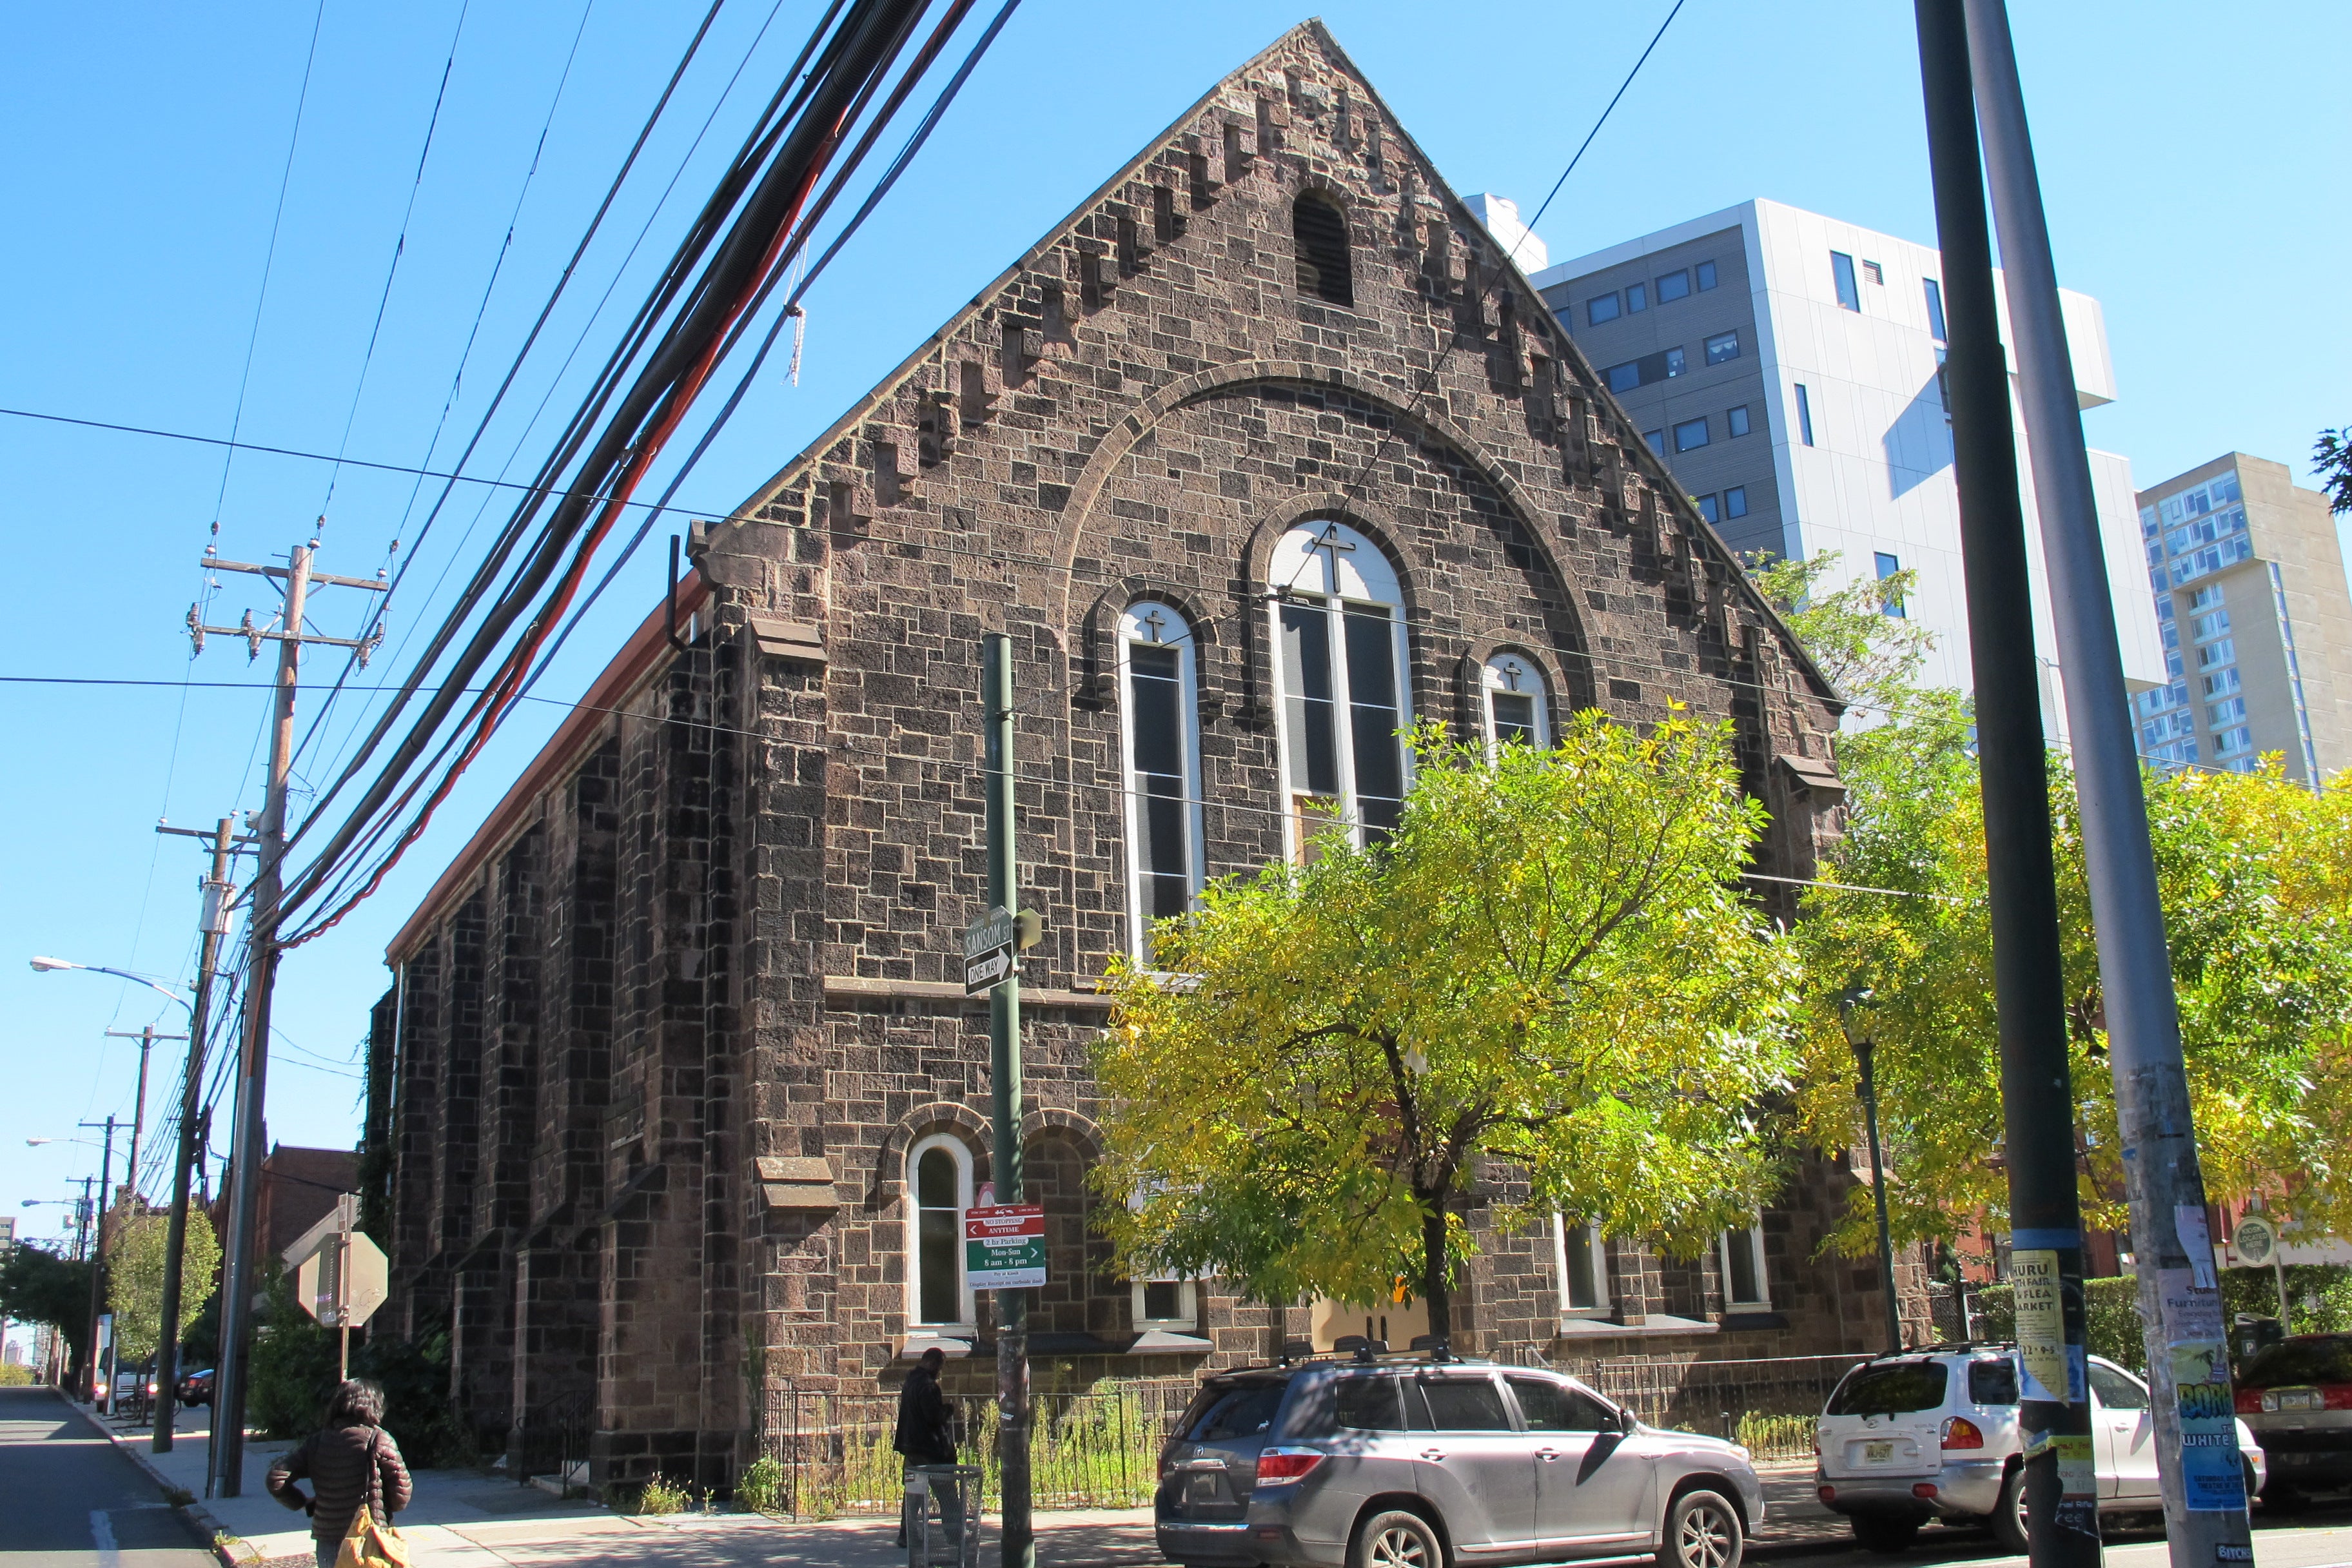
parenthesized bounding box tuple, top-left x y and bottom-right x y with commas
(0, 1242, 94, 1368)
(1791, 744, 2352, 1253)
(2315, 427, 2352, 516)
(104, 1200, 222, 1366)
(1092, 717, 1803, 1335)
(1745, 549, 1936, 715)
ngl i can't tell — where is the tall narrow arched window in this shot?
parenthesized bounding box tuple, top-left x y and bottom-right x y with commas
(1268, 521, 1410, 856)
(906, 1134, 974, 1331)
(1482, 652, 1550, 749)
(1292, 192, 1354, 307)
(1118, 602, 1205, 963)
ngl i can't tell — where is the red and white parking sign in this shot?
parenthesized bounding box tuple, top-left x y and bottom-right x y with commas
(964, 1204, 1046, 1289)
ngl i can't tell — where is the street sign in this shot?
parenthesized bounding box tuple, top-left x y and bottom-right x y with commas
(965, 1204, 1046, 1289)
(2233, 1213, 2278, 1268)
(284, 1197, 389, 1329)
(963, 905, 1017, 995)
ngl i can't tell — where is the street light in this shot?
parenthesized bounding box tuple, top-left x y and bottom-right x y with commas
(32, 954, 204, 1445)
(30, 957, 192, 1012)
(1840, 986, 1907, 1355)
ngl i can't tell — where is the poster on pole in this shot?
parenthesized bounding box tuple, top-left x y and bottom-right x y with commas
(965, 1204, 1046, 1289)
(2157, 1268, 2245, 1513)
(2010, 1249, 2073, 1404)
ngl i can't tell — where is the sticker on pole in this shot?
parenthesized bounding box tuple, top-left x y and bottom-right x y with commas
(963, 906, 1017, 995)
(2010, 1249, 2075, 1404)
(965, 1204, 1045, 1289)
(2158, 1266, 2245, 1512)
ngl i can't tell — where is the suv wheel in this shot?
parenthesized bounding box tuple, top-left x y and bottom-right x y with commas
(1850, 1513, 1921, 1554)
(1351, 1507, 1444, 1568)
(1991, 1464, 2030, 1555)
(1666, 1488, 1743, 1568)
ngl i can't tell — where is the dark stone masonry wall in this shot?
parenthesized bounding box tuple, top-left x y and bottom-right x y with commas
(368, 23, 1881, 1489)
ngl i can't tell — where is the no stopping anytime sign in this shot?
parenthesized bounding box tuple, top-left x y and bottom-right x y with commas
(965, 1204, 1046, 1289)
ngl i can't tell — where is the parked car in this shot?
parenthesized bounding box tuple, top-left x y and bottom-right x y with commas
(178, 1367, 214, 1407)
(2235, 1332, 2352, 1506)
(110, 1364, 156, 1410)
(1155, 1350, 1764, 1568)
(1816, 1346, 2267, 1553)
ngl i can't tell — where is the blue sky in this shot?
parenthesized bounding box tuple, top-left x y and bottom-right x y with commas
(1, 0, 2342, 1249)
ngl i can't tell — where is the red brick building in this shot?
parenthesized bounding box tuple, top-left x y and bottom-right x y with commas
(364, 23, 1896, 1489)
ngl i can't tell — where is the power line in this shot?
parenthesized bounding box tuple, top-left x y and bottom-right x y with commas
(209, 0, 329, 534)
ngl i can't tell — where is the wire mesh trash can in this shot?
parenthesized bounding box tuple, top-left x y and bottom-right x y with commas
(905, 1464, 981, 1568)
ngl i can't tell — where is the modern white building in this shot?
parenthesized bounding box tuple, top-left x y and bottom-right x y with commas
(1524, 198, 2164, 734)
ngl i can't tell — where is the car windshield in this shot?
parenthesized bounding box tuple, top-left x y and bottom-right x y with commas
(1827, 1362, 1949, 1416)
(1179, 1378, 1290, 1442)
(2240, 1338, 2352, 1388)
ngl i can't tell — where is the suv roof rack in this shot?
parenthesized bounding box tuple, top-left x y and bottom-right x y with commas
(1226, 1346, 1500, 1375)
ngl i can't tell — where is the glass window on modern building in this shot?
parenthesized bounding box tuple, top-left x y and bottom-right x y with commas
(1794, 384, 1816, 446)
(1695, 493, 1720, 524)
(1705, 330, 1740, 366)
(1727, 404, 1751, 438)
(1724, 485, 1749, 519)
(1923, 277, 1947, 340)
(1673, 416, 1710, 453)
(1831, 250, 1861, 311)
(1695, 259, 1718, 291)
(1656, 268, 1690, 302)
(1587, 292, 1620, 326)
(1876, 551, 1906, 618)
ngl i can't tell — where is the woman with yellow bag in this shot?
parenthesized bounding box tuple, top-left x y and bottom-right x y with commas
(265, 1379, 415, 1568)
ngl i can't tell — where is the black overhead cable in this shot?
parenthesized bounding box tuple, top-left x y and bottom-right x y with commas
(279, 0, 973, 942)
(290, 0, 1010, 935)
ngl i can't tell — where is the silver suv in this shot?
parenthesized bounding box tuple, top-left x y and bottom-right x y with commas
(1815, 1346, 2266, 1553)
(1155, 1353, 1764, 1568)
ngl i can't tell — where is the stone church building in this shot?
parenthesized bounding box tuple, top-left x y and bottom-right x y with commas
(362, 22, 1897, 1489)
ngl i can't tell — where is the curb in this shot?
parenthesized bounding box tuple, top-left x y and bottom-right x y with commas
(54, 1391, 252, 1568)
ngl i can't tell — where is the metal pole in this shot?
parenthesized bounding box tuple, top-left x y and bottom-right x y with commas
(983, 632, 1034, 1568)
(1854, 1035, 1905, 1353)
(113, 1028, 161, 1200)
(338, 1195, 353, 1382)
(83, 1119, 115, 1409)
(211, 541, 311, 1499)
(1911, 5, 2102, 1564)
(157, 816, 236, 1453)
(1961, 5, 2257, 1556)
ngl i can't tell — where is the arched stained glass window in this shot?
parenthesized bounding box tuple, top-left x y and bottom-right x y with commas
(1119, 602, 1204, 963)
(1268, 522, 1410, 857)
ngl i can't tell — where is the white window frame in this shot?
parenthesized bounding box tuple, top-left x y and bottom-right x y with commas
(1480, 652, 1550, 752)
(1117, 602, 1208, 963)
(1553, 1214, 1611, 1320)
(1131, 1279, 1199, 1331)
(1267, 521, 1413, 860)
(1720, 1223, 1770, 1310)
(906, 1133, 975, 1331)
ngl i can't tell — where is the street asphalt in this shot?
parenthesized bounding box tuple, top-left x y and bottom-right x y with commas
(0, 1384, 214, 1565)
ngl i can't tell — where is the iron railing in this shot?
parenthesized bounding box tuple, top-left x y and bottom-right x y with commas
(756, 1378, 1198, 1519)
(513, 1390, 594, 1493)
(1582, 1353, 1868, 1460)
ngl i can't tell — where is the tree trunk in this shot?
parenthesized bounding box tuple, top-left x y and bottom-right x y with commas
(1420, 1200, 1451, 1340)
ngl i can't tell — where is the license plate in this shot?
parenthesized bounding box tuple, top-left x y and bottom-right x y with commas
(1865, 1441, 1894, 1464)
(1188, 1475, 1224, 1504)
(2279, 1390, 2322, 1411)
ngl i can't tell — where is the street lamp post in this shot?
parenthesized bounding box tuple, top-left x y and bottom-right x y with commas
(1841, 988, 1907, 1355)
(32, 956, 210, 1451)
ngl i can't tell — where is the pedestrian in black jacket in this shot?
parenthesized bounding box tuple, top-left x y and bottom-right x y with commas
(264, 1380, 411, 1568)
(893, 1347, 961, 1549)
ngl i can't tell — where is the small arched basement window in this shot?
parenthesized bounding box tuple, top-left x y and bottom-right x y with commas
(1292, 193, 1354, 307)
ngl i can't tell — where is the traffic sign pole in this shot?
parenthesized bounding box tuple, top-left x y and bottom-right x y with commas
(982, 632, 1033, 1568)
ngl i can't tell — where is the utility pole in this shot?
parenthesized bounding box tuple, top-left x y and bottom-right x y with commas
(151, 816, 244, 1453)
(1912, 5, 2102, 1565)
(1957, 4, 2255, 1558)
(105, 1025, 185, 1203)
(80, 1119, 117, 1409)
(188, 537, 386, 1497)
(1841, 993, 1905, 1353)
(983, 632, 1034, 1568)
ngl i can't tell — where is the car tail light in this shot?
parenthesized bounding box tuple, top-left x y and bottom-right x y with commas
(1255, 1449, 1324, 1485)
(1913, 1483, 1939, 1500)
(1941, 1416, 1984, 1451)
(2323, 1386, 2352, 1411)
(2237, 1389, 2264, 1415)
(1818, 1485, 1836, 1505)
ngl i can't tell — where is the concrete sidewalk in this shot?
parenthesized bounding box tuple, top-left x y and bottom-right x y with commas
(62, 1392, 1161, 1567)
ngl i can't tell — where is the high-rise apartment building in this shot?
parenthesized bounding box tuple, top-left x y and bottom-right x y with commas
(1525, 199, 2164, 732)
(2132, 455, 2352, 781)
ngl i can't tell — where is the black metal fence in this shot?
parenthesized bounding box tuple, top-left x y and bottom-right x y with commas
(513, 1391, 593, 1494)
(1582, 1353, 1867, 1460)
(756, 1378, 1198, 1519)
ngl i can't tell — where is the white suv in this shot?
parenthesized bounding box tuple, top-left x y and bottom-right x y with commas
(1814, 1346, 2266, 1553)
